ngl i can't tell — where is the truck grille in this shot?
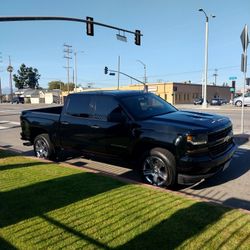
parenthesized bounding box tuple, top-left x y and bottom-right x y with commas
(209, 139, 233, 157)
(208, 125, 232, 142)
(208, 125, 233, 157)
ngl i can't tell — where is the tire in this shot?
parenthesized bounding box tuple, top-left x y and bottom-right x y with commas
(235, 101, 242, 107)
(34, 133, 55, 160)
(141, 148, 176, 187)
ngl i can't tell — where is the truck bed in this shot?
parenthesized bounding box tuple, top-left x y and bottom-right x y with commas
(26, 106, 63, 114)
(20, 106, 63, 143)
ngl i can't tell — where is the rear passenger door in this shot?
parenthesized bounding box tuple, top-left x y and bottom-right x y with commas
(60, 94, 131, 156)
(59, 94, 93, 151)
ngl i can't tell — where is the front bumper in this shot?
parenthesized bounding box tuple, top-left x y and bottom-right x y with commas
(177, 142, 237, 185)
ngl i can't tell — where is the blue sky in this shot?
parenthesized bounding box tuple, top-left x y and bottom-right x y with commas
(0, 0, 250, 92)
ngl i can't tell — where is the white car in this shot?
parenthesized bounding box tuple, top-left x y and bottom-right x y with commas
(233, 92, 250, 107)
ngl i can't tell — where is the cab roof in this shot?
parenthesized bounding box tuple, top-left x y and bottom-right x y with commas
(72, 90, 146, 98)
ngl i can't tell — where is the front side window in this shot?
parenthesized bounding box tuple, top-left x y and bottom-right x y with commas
(120, 93, 177, 120)
(92, 96, 120, 121)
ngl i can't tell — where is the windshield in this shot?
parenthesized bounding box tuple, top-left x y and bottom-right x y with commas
(120, 93, 177, 120)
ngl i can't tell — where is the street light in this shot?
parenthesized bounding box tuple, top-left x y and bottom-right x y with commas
(199, 8, 215, 108)
(136, 59, 147, 83)
(7, 56, 14, 103)
(74, 51, 84, 92)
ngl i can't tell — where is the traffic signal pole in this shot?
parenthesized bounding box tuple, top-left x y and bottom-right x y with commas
(0, 16, 143, 45)
(105, 67, 148, 92)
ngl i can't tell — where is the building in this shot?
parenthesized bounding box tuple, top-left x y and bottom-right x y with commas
(15, 88, 61, 104)
(77, 82, 231, 105)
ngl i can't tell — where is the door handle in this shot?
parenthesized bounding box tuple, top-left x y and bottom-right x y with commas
(61, 121, 70, 125)
(91, 125, 100, 129)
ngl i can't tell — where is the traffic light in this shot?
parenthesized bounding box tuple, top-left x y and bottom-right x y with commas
(86, 16, 94, 36)
(246, 78, 250, 86)
(104, 66, 108, 74)
(135, 30, 141, 46)
(232, 80, 236, 89)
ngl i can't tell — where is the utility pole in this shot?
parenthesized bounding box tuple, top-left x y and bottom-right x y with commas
(213, 68, 218, 85)
(74, 51, 84, 92)
(63, 44, 72, 94)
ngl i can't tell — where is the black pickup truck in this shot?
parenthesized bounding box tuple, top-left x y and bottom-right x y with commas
(20, 90, 236, 187)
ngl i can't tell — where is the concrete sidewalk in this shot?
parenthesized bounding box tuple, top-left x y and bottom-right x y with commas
(234, 133, 250, 148)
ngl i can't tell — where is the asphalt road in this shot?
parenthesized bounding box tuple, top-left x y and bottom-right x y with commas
(0, 103, 250, 211)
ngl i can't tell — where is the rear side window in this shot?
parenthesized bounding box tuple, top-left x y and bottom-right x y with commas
(65, 94, 91, 117)
(65, 94, 121, 121)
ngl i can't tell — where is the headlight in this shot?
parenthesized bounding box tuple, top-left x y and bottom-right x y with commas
(187, 134, 208, 145)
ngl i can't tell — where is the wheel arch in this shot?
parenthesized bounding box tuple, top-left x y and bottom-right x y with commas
(131, 140, 176, 166)
(30, 127, 50, 144)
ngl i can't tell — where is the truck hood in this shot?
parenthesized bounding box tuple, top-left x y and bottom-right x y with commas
(148, 110, 231, 133)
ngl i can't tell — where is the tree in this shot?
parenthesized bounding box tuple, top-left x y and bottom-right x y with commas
(13, 64, 41, 89)
(48, 81, 64, 90)
(47, 81, 75, 91)
(65, 83, 75, 91)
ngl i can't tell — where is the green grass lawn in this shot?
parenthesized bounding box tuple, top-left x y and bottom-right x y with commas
(0, 150, 249, 250)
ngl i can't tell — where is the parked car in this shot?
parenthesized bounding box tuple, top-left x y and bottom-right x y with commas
(233, 92, 250, 107)
(220, 98, 228, 104)
(12, 96, 24, 104)
(193, 97, 203, 105)
(210, 98, 222, 106)
(193, 98, 209, 105)
(20, 90, 236, 187)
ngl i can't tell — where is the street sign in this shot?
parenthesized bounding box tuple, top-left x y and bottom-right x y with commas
(230, 87, 235, 92)
(240, 25, 249, 52)
(229, 76, 237, 80)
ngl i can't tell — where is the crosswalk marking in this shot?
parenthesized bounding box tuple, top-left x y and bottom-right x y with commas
(9, 121, 20, 125)
(0, 121, 20, 130)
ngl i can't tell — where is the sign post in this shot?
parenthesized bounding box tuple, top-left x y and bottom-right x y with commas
(240, 25, 249, 134)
